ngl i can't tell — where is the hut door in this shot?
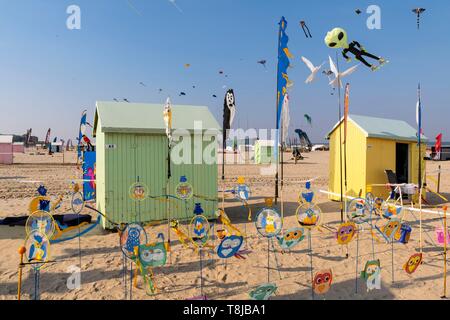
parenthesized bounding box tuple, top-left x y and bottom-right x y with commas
(396, 143, 409, 183)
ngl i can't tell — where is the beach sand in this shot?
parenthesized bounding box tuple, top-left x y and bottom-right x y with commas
(1, 150, 449, 300)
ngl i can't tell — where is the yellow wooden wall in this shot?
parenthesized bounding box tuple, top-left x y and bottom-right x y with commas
(328, 120, 367, 200)
(366, 138, 396, 199)
(328, 121, 426, 201)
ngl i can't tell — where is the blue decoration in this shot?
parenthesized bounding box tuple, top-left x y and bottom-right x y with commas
(37, 185, 47, 196)
(180, 175, 187, 183)
(217, 235, 244, 259)
(194, 203, 204, 215)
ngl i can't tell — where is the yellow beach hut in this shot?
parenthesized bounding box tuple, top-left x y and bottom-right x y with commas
(326, 114, 427, 200)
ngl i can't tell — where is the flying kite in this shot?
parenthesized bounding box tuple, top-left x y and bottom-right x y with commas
(192, 85, 196, 88)
(322, 69, 336, 95)
(113, 98, 119, 102)
(123, 98, 130, 103)
(168, 0, 183, 13)
(304, 114, 312, 126)
(139, 82, 146, 87)
(257, 60, 267, 69)
(301, 56, 324, 83)
(223, 89, 236, 139)
(328, 56, 358, 88)
(325, 27, 386, 71)
(179, 92, 186, 96)
(300, 21, 312, 38)
(412, 8, 426, 29)
(355, 9, 362, 15)
(184, 63, 191, 68)
(158, 88, 163, 94)
(212, 94, 217, 98)
(219, 70, 224, 75)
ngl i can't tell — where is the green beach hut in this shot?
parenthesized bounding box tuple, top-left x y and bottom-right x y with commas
(93, 101, 220, 229)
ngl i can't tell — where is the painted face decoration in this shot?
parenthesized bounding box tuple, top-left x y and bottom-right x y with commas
(248, 283, 277, 300)
(25, 230, 50, 270)
(276, 227, 305, 251)
(347, 198, 370, 224)
(404, 253, 423, 274)
(129, 182, 148, 201)
(296, 204, 321, 229)
(382, 218, 401, 241)
(120, 223, 147, 259)
(217, 235, 244, 259)
(26, 210, 55, 240)
(336, 222, 356, 245)
(175, 176, 193, 200)
(313, 269, 333, 295)
(360, 260, 381, 292)
(138, 242, 167, 268)
(256, 208, 282, 238)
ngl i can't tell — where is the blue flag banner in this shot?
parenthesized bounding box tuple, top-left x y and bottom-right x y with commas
(274, 17, 292, 162)
(78, 110, 87, 161)
(83, 151, 96, 201)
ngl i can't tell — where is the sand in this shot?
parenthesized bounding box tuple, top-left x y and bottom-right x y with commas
(1, 150, 449, 300)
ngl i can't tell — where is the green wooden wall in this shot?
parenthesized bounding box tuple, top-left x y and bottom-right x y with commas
(96, 131, 218, 229)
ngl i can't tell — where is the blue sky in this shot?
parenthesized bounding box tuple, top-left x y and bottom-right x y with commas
(0, 0, 447, 143)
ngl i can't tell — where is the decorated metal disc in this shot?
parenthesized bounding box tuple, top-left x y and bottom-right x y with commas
(24, 230, 50, 271)
(120, 223, 148, 259)
(346, 198, 371, 224)
(234, 184, 251, 202)
(129, 182, 149, 201)
(295, 203, 322, 229)
(365, 192, 375, 209)
(138, 241, 167, 268)
(175, 181, 193, 200)
(25, 210, 56, 239)
(217, 235, 244, 259)
(71, 192, 85, 214)
(189, 215, 210, 247)
(255, 208, 282, 238)
(380, 200, 403, 220)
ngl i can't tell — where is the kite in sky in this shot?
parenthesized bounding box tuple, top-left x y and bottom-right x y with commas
(300, 21, 312, 38)
(126, 0, 142, 16)
(168, 0, 183, 13)
(355, 9, 362, 15)
(328, 56, 358, 88)
(179, 92, 186, 96)
(158, 88, 163, 94)
(304, 114, 312, 126)
(301, 56, 324, 84)
(139, 82, 146, 87)
(325, 27, 386, 71)
(123, 98, 130, 103)
(412, 8, 426, 29)
(257, 60, 267, 69)
(212, 94, 217, 98)
(184, 63, 191, 68)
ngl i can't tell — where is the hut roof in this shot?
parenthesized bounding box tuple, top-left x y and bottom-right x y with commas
(93, 101, 220, 136)
(326, 114, 428, 143)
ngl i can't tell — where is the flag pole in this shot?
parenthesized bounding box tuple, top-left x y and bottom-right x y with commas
(336, 52, 344, 223)
(274, 19, 282, 204)
(418, 83, 422, 192)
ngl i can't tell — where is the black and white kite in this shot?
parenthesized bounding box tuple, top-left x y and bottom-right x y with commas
(412, 8, 426, 29)
(223, 89, 236, 140)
